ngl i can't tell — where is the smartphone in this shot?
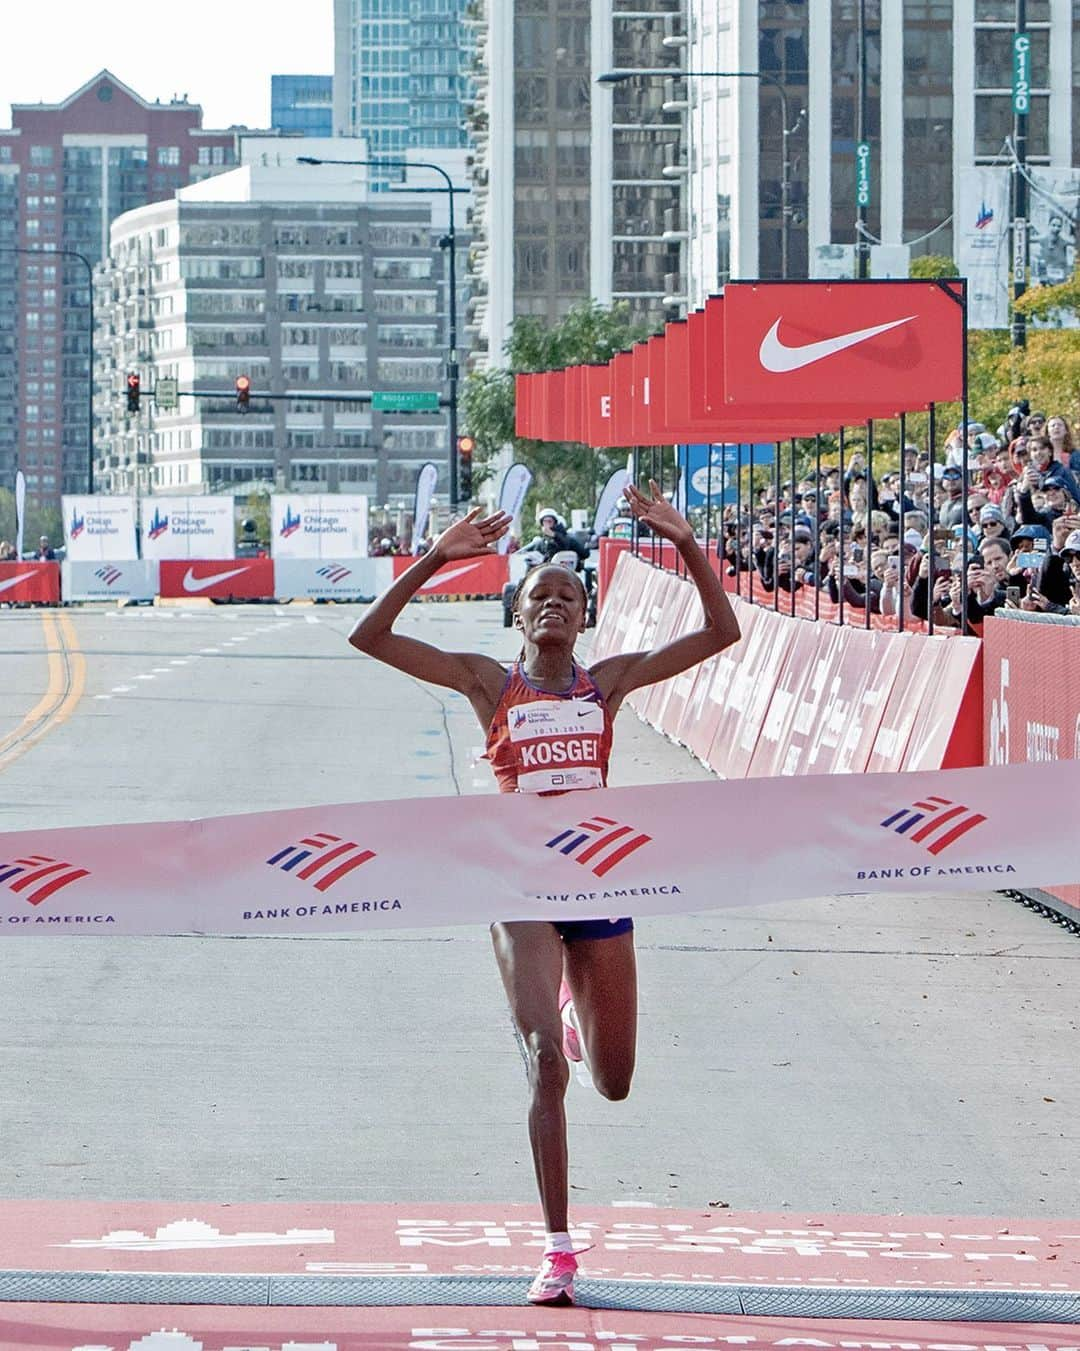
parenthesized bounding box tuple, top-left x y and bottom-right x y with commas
(888, 555, 900, 571)
(1015, 551, 1044, 569)
(907, 471, 927, 484)
(1034, 538, 1049, 554)
(1005, 585, 1021, 606)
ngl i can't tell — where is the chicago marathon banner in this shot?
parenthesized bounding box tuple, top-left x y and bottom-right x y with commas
(0, 760, 1076, 936)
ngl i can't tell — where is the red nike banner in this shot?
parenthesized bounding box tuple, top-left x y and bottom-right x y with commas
(585, 362, 617, 447)
(0, 561, 60, 604)
(158, 559, 274, 600)
(611, 350, 634, 447)
(392, 552, 508, 595)
(722, 280, 964, 412)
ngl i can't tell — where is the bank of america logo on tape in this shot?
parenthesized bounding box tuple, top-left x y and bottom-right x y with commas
(316, 564, 351, 584)
(0, 855, 90, 906)
(545, 815, 652, 878)
(267, 832, 375, 892)
(880, 796, 986, 856)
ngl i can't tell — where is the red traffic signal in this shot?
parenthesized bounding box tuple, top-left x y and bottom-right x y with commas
(457, 434, 475, 499)
(235, 374, 251, 411)
(125, 372, 141, 413)
(456, 434, 475, 457)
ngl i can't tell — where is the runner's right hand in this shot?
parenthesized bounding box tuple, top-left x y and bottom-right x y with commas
(432, 508, 512, 561)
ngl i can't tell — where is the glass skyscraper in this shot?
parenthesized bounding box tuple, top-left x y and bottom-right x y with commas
(333, 0, 473, 176)
(271, 75, 334, 138)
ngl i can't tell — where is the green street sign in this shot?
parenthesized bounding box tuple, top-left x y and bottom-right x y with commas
(154, 377, 178, 410)
(855, 141, 872, 208)
(372, 390, 440, 412)
(1012, 33, 1030, 114)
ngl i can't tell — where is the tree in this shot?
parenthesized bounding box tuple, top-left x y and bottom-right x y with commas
(909, 254, 959, 280)
(462, 299, 651, 526)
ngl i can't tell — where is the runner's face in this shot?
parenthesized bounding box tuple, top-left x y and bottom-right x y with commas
(515, 566, 585, 643)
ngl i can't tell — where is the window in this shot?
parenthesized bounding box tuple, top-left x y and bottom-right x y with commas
(157, 146, 181, 166)
(29, 146, 54, 166)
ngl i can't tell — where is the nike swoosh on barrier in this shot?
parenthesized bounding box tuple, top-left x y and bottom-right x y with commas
(758, 314, 917, 374)
(0, 572, 37, 594)
(419, 561, 482, 589)
(182, 566, 251, 593)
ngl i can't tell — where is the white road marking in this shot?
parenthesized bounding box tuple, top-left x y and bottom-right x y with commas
(136, 673, 155, 681)
(200, 647, 219, 654)
(93, 694, 111, 701)
(111, 686, 132, 694)
(170, 659, 189, 666)
(305, 615, 321, 625)
(152, 667, 170, 673)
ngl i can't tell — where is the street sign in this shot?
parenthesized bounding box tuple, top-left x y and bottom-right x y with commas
(372, 391, 440, 412)
(154, 377, 178, 411)
(1012, 33, 1030, 115)
(855, 142, 872, 208)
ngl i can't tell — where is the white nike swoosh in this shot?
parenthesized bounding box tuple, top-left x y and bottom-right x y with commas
(758, 314, 917, 373)
(0, 572, 38, 594)
(182, 566, 250, 593)
(419, 561, 482, 590)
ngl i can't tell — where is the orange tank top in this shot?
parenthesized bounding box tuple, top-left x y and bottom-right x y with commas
(485, 661, 614, 795)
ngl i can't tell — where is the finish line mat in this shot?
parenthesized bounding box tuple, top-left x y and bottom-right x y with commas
(1, 1202, 1078, 1310)
(4, 1307, 1080, 1351)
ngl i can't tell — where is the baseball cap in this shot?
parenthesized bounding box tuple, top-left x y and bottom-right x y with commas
(1011, 524, 1052, 543)
(793, 526, 813, 543)
(1061, 530, 1080, 555)
(955, 421, 986, 437)
(979, 504, 1006, 524)
(941, 465, 963, 479)
(974, 432, 999, 452)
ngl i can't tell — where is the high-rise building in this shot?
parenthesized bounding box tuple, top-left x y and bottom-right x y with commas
(94, 152, 460, 506)
(271, 75, 334, 138)
(0, 70, 244, 510)
(466, 0, 688, 369)
(676, 0, 1076, 303)
(332, 0, 474, 178)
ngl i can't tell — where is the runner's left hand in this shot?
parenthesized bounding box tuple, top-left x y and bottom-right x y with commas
(625, 479, 693, 544)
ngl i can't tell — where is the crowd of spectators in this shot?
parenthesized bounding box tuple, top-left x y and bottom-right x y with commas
(714, 404, 1080, 628)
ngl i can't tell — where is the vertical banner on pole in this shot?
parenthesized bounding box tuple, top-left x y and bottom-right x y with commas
(956, 166, 1011, 330)
(412, 462, 439, 554)
(592, 467, 631, 541)
(496, 463, 533, 554)
(14, 469, 25, 559)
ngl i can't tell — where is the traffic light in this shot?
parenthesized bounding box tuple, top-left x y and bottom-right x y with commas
(125, 372, 140, 414)
(457, 434, 475, 500)
(235, 374, 251, 412)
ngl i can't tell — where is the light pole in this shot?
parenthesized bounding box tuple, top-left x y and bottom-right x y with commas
(598, 67, 800, 279)
(297, 155, 466, 504)
(1, 244, 95, 493)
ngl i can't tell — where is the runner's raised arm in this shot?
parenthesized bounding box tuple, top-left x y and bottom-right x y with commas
(348, 508, 511, 704)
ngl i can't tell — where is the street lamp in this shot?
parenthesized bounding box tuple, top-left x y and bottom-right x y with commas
(1, 244, 95, 493)
(297, 155, 466, 504)
(598, 68, 801, 279)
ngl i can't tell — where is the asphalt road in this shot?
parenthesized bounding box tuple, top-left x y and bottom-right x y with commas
(1, 599, 1077, 1214)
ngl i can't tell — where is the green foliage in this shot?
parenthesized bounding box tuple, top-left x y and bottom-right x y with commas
(909, 254, 959, 280)
(462, 299, 651, 525)
(238, 489, 272, 546)
(0, 489, 61, 553)
(0, 488, 15, 545)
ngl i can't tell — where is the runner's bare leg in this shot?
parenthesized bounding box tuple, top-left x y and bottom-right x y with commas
(491, 920, 570, 1232)
(563, 932, 637, 1100)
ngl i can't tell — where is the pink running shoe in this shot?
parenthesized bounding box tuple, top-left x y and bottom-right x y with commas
(527, 1249, 581, 1305)
(558, 980, 582, 1064)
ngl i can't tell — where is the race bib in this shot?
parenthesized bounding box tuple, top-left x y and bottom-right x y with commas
(508, 697, 606, 794)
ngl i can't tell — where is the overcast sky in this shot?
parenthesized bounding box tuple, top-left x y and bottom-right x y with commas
(0, 0, 334, 131)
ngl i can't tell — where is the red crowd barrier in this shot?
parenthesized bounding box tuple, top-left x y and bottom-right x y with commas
(0, 561, 60, 605)
(391, 552, 508, 596)
(595, 552, 982, 777)
(158, 559, 275, 601)
(983, 615, 1080, 917)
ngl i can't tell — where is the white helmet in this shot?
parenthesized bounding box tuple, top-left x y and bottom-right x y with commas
(537, 508, 565, 529)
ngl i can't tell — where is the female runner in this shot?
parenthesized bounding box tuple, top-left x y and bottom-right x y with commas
(348, 480, 740, 1304)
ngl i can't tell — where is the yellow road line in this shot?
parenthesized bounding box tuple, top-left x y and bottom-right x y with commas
(0, 610, 86, 771)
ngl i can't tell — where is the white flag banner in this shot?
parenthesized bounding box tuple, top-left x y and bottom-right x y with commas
(497, 463, 533, 554)
(14, 470, 25, 560)
(592, 467, 631, 540)
(1026, 167, 1080, 328)
(0, 761, 1075, 936)
(956, 166, 1011, 330)
(141, 498, 235, 560)
(62, 496, 138, 562)
(412, 462, 439, 554)
(272, 495, 369, 559)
